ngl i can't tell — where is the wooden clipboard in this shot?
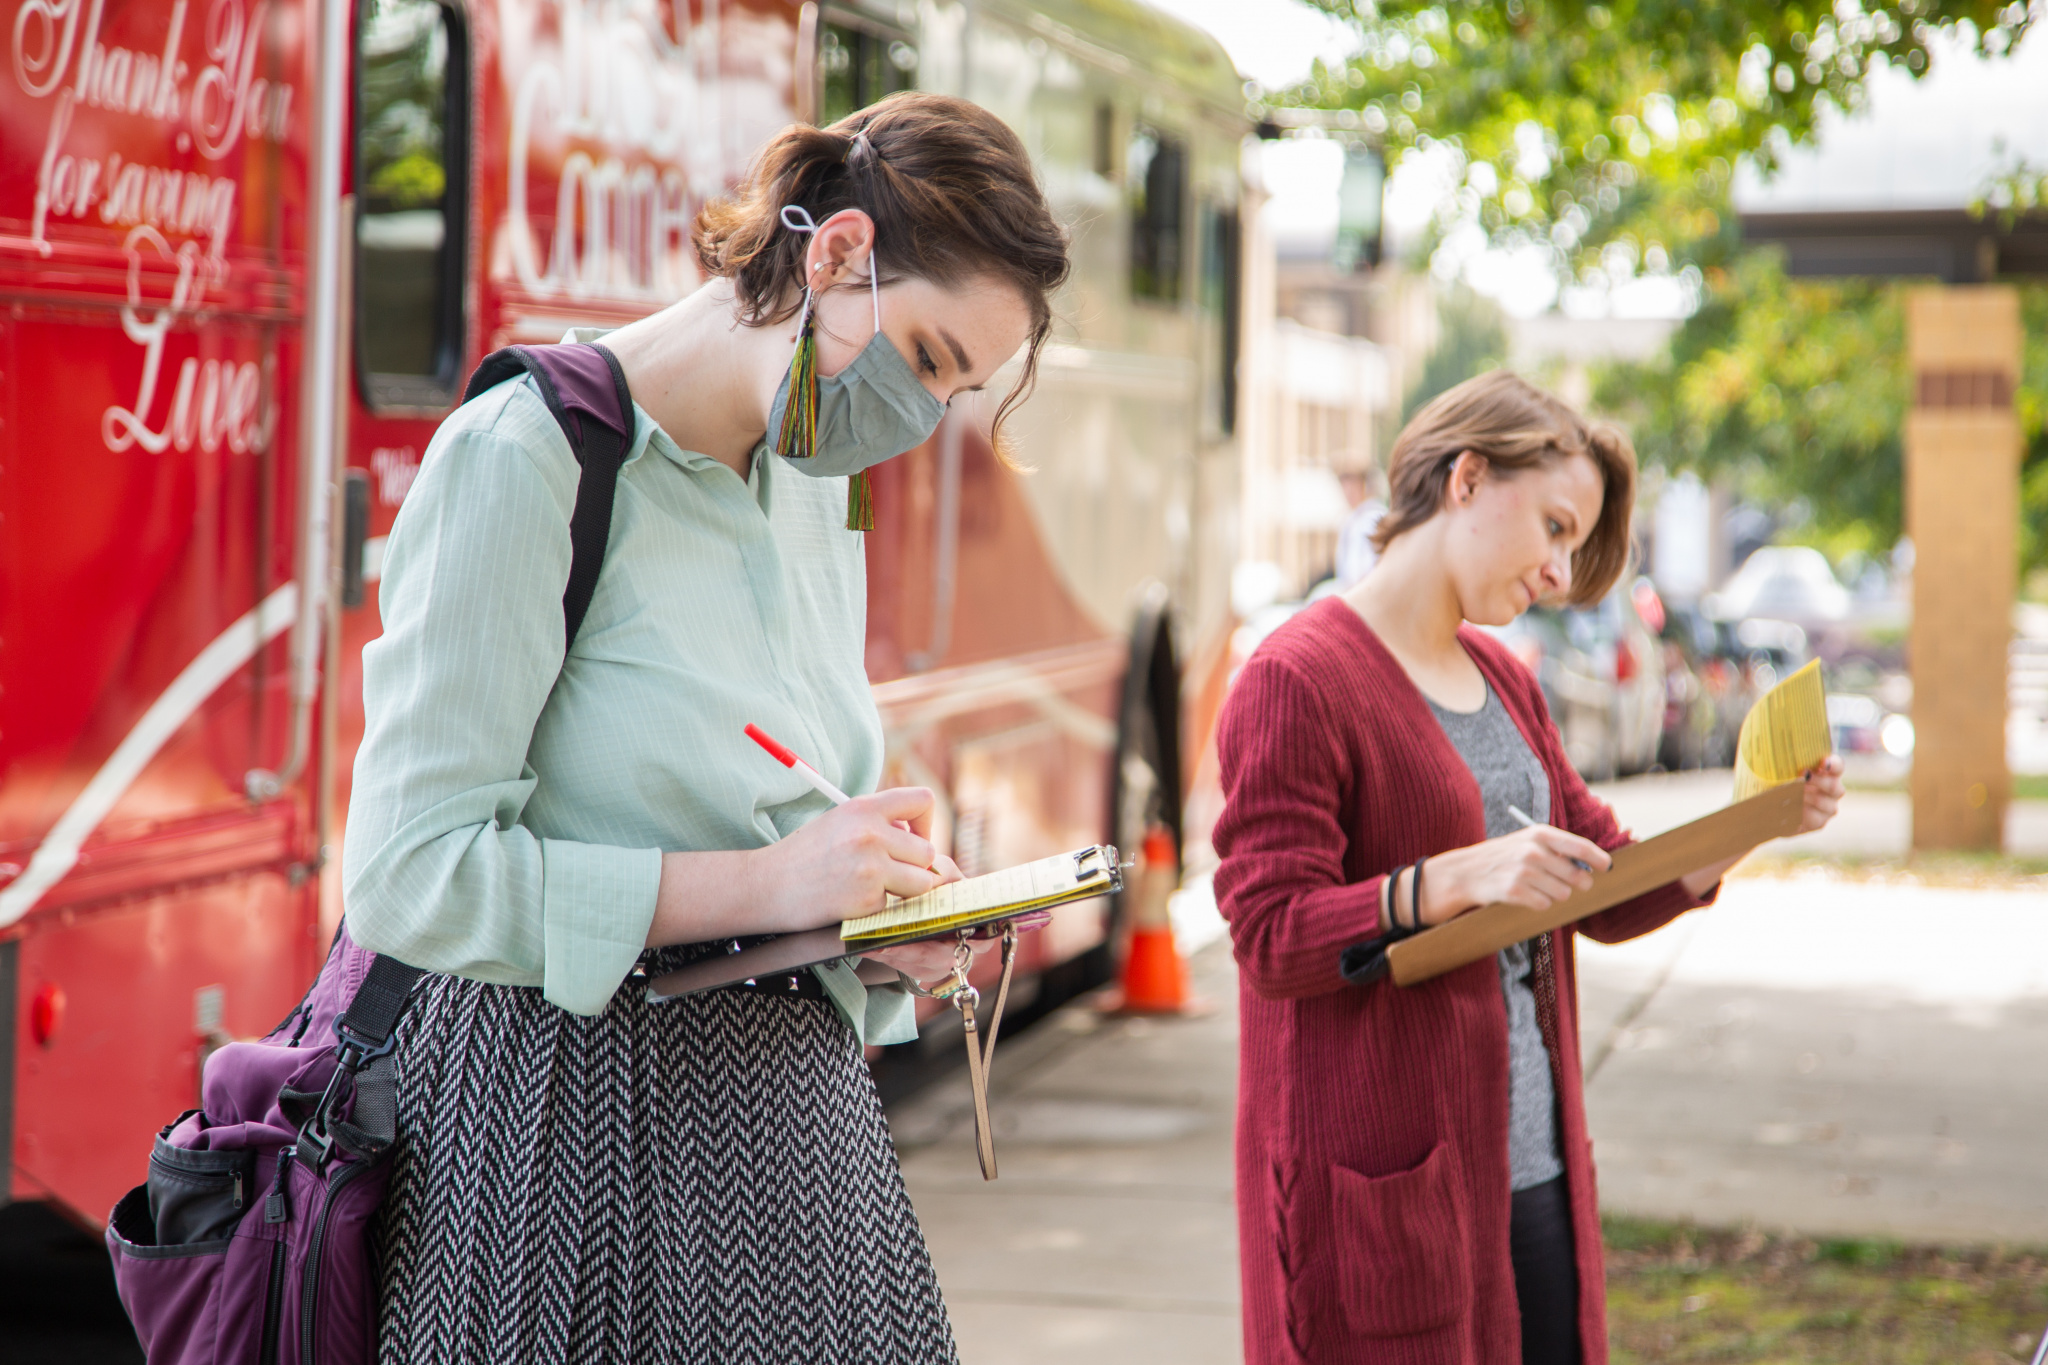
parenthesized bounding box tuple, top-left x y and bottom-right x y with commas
(1386, 779, 1805, 987)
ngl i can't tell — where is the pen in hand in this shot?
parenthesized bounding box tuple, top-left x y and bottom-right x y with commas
(746, 723, 852, 805)
(1506, 804, 1594, 872)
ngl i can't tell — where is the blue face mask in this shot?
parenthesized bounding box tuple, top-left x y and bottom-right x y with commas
(764, 216, 947, 480)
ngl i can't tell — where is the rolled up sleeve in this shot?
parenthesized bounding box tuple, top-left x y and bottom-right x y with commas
(540, 838, 664, 1014)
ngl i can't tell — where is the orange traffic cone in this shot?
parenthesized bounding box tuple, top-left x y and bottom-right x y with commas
(1109, 825, 1191, 1013)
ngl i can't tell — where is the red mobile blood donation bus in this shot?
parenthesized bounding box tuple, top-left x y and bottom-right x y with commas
(0, 0, 1247, 1224)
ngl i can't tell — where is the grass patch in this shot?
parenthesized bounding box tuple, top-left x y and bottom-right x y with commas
(1844, 773, 2048, 802)
(1737, 848, 2048, 889)
(1605, 1216, 2048, 1363)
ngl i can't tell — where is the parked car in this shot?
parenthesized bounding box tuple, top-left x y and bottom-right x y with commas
(1488, 581, 1666, 781)
(1658, 605, 1746, 769)
(1827, 692, 1888, 754)
(1705, 546, 1851, 625)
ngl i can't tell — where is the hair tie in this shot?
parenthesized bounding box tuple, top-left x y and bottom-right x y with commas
(780, 204, 819, 234)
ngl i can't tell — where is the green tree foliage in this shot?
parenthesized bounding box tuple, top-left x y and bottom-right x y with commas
(1594, 253, 2048, 572)
(358, 0, 450, 215)
(1280, 0, 2041, 571)
(1276, 0, 2033, 276)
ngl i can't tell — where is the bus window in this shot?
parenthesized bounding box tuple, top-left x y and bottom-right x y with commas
(819, 20, 918, 128)
(1204, 206, 1241, 433)
(1093, 101, 1116, 179)
(356, 0, 468, 410)
(1129, 127, 1185, 304)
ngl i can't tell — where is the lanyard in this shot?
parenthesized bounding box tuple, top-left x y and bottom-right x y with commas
(926, 922, 1020, 1181)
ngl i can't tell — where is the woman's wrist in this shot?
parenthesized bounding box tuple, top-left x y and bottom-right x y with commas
(1415, 849, 1467, 927)
(648, 847, 781, 948)
(1680, 856, 1736, 900)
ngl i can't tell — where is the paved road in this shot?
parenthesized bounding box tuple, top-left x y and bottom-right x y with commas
(1589, 766, 2048, 860)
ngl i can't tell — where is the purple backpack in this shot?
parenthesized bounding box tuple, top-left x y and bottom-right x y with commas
(104, 342, 634, 1364)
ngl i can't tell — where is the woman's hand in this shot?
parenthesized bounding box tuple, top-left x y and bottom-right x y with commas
(1405, 825, 1613, 928)
(1794, 754, 1846, 833)
(646, 788, 958, 947)
(1678, 754, 1846, 898)
(747, 790, 957, 932)
(866, 856, 978, 986)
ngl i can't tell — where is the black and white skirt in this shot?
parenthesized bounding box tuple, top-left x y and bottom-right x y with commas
(373, 945, 959, 1364)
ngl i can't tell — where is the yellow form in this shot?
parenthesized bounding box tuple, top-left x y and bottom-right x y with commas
(841, 847, 1119, 946)
(1733, 659, 1834, 800)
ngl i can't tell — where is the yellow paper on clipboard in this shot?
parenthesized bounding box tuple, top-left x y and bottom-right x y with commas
(1733, 659, 1833, 800)
(839, 846, 1121, 946)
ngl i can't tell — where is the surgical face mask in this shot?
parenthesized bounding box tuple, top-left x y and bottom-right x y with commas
(764, 320, 947, 478)
(764, 216, 947, 480)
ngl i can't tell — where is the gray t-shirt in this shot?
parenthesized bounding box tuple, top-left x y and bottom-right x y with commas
(1425, 683, 1564, 1191)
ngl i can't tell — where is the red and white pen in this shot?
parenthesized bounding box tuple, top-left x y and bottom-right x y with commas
(745, 723, 852, 805)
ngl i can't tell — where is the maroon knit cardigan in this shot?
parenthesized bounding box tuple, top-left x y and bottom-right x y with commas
(1214, 598, 1714, 1364)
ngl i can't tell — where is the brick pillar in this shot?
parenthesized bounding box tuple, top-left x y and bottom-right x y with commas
(1905, 286, 2020, 852)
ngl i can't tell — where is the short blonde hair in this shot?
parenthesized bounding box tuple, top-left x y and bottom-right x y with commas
(1372, 371, 1636, 606)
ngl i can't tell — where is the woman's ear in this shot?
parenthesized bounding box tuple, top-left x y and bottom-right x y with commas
(1445, 450, 1486, 510)
(805, 209, 878, 286)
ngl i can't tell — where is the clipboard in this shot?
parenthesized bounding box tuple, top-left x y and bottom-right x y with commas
(645, 844, 1122, 1002)
(1384, 779, 1805, 987)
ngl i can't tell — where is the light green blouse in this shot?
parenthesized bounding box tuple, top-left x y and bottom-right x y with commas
(341, 353, 917, 1045)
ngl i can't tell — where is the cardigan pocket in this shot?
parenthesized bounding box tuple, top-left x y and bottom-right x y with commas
(1332, 1142, 1472, 1337)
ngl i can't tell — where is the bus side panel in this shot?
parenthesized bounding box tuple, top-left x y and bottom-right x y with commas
(0, 0, 317, 1219)
(865, 421, 1124, 1013)
(472, 0, 800, 351)
(10, 872, 310, 1214)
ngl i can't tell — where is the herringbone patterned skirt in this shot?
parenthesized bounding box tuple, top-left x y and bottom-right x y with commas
(373, 948, 959, 1364)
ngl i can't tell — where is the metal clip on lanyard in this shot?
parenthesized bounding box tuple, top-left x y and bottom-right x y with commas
(929, 921, 1020, 1180)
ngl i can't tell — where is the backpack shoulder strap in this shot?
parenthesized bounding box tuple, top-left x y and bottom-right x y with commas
(461, 341, 635, 649)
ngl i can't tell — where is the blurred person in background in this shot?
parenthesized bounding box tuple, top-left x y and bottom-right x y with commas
(1213, 371, 1843, 1365)
(1336, 460, 1389, 588)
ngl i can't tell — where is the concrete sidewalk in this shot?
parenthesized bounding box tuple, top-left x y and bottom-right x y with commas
(889, 776, 2048, 1363)
(1581, 772, 2048, 1241)
(890, 946, 1244, 1365)
(1577, 878, 2048, 1243)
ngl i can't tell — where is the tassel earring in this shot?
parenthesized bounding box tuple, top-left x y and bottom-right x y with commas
(847, 468, 875, 532)
(773, 204, 878, 532)
(775, 280, 820, 463)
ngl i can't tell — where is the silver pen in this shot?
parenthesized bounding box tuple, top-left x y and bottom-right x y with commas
(1506, 804, 1594, 872)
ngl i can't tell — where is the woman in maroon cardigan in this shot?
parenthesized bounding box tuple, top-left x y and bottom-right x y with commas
(1214, 372, 1843, 1365)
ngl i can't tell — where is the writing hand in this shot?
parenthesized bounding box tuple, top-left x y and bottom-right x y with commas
(1409, 825, 1613, 927)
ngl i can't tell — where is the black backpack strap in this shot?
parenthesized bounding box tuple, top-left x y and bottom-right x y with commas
(300, 954, 425, 1168)
(336, 953, 428, 1058)
(461, 340, 635, 649)
(559, 344, 633, 647)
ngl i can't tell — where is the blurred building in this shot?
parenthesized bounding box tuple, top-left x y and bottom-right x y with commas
(1239, 136, 1433, 599)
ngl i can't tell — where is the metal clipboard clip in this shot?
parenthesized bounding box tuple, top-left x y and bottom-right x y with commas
(1074, 844, 1123, 890)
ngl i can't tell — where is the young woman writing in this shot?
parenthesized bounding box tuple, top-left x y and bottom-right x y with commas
(1213, 372, 1844, 1364)
(342, 93, 1069, 1363)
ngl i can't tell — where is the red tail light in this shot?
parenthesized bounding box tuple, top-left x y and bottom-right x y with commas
(30, 982, 65, 1047)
